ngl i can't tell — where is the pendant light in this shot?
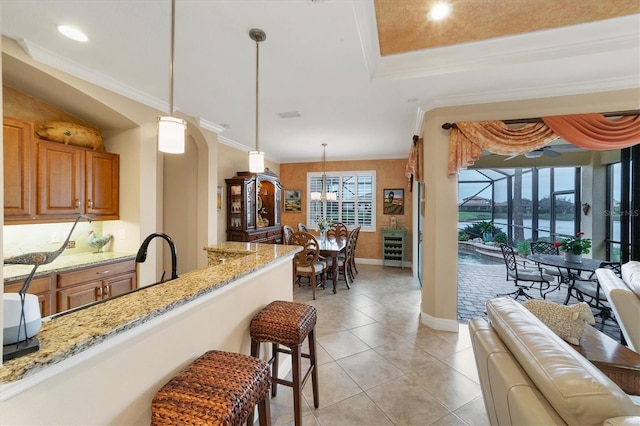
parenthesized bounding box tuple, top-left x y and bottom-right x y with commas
(248, 28, 266, 173)
(158, 0, 186, 154)
(311, 143, 337, 201)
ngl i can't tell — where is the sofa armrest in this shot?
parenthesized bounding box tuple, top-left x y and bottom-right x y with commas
(486, 298, 639, 425)
(596, 268, 640, 353)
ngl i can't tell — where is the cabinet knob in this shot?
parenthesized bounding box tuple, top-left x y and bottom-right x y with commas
(88, 199, 93, 208)
(75, 199, 80, 208)
(104, 285, 110, 297)
(96, 287, 102, 297)
(96, 270, 110, 275)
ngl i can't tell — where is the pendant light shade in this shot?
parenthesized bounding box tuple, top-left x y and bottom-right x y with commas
(249, 28, 266, 173)
(158, 116, 186, 154)
(158, 0, 185, 154)
(248, 150, 265, 173)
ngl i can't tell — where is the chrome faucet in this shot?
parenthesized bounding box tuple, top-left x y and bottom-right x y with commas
(135, 233, 178, 281)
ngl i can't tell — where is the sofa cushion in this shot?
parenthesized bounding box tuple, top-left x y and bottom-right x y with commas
(486, 297, 638, 426)
(621, 261, 640, 298)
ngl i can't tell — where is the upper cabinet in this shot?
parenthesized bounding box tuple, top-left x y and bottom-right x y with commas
(226, 171, 282, 243)
(4, 117, 120, 224)
(3, 118, 34, 220)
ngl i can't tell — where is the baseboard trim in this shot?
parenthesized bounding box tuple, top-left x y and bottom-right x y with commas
(355, 258, 412, 268)
(420, 311, 459, 333)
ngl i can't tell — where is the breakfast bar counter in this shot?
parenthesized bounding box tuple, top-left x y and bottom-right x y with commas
(0, 242, 299, 425)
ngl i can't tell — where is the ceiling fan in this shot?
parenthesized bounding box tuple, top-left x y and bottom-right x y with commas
(504, 145, 575, 161)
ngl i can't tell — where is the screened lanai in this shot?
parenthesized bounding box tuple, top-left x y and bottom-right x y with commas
(457, 144, 638, 263)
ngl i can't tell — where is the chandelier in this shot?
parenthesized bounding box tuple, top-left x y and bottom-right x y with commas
(311, 143, 337, 201)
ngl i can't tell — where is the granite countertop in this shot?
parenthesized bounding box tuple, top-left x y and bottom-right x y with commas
(0, 242, 300, 384)
(3, 252, 137, 282)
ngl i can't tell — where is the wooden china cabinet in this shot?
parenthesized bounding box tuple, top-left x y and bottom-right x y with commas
(225, 170, 282, 243)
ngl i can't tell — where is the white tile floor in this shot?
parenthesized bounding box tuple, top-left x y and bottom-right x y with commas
(267, 264, 490, 426)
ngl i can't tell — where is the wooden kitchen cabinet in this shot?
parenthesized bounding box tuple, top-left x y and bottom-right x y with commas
(3, 116, 120, 224)
(37, 139, 120, 220)
(56, 259, 136, 312)
(3, 117, 34, 220)
(4, 275, 55, 317)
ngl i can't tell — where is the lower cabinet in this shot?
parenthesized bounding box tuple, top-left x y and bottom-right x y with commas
(57, 259, 136, 312)
(4, 275, 55, 317)
(4, 258, 137, 315)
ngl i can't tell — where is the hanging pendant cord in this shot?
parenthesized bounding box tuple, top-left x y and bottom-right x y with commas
(255, 36, 260, 152)
(169, 0, 176, 115)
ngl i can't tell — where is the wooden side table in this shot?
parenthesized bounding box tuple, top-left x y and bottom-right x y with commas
(573, 325, 640, 396)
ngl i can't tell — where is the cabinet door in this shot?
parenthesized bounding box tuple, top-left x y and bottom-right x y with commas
(5, 275, 54, 317)
(85, 151, 119, 218)
(103, 272, 136, 299)
(37, 140, 83, 215)
(57, 281, 101, 311)
(3, 118, 33, 219)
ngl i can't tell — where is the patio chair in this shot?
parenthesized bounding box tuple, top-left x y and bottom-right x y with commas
(529, 241, 570, 282)
(564, 261, 620, 330)
(498, 244, 555, 300)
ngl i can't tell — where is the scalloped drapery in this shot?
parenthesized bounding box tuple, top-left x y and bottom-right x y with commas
(447, 121, 557, 176)
(542, 113, 640, 150)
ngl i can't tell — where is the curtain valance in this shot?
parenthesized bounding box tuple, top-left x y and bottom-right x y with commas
(542, 113, 640, 150)
(447, 121, 557, 176)
(447, 113, 640, 176)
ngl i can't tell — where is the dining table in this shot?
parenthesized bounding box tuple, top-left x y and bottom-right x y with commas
(318, 237, 347, 293)
(527, 254, 606, 277)
(527, 253, 608, 301)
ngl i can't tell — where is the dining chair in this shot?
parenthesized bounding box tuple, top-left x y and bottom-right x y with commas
(326, 227, 357, 289)
(282, 225, 295, 244)
(329, 223, 349, 241)
(565, 261, 620, 329)
(288, 231, 326, 300)
(498, 244, 555, 300)
(529, 241, 569, 282)
(297, 223, 309, 232)
(349, 226, 361, 276)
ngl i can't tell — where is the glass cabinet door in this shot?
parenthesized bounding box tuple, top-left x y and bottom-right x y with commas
(246, 181, 256, 228)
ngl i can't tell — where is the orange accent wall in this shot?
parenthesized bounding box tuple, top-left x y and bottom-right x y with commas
(280, 158, 412, 263)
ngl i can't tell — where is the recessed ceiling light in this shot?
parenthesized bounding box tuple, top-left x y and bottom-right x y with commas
(57, 25, 88, 42)
(428, 2, 452, 21)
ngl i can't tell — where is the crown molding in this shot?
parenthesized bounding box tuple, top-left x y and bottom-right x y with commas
(419, 74, 640, 113)
(196, 118, 226, 134)
(373, 15, 640, 81)
(17, 38, 168, 112)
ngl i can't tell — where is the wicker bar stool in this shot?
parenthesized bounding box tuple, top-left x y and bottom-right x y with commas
(151, 350, 271, 426)
(250, 300, 319, 426)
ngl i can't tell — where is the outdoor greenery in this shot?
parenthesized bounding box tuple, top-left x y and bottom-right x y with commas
(516, 240, 531, 255)
(459, 222, 504, 240)
(494, 232, 507, 244)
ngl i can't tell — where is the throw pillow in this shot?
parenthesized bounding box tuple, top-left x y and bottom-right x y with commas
(621, 261, 640, 298)
(523, 300, 595, 345)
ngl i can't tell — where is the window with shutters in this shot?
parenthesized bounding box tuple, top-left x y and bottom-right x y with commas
(306, 171, 376, 231)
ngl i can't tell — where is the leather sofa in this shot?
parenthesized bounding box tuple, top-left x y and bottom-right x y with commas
(597, 261, 640, 352)
(469, 297, 639, 425)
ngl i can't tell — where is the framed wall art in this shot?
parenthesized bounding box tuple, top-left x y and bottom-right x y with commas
(383, 188, 404, 215)
(284, 189, 302, 212)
